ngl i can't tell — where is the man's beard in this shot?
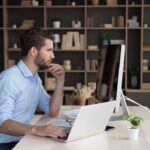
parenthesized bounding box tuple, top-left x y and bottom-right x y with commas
(35, 54, 51, 70)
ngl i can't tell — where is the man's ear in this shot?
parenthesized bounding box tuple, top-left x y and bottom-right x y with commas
(29, 47, 38, 57)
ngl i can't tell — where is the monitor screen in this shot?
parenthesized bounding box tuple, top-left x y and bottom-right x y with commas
(96, 44, 125, 112)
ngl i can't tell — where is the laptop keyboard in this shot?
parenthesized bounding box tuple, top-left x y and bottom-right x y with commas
(58, 127, 71, 140)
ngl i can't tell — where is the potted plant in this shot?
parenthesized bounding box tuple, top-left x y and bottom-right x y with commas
(99, 33, 111, 46)
(128, 64, 139, 88)
(51, 17, 61, 28)
(123, 114, 143, 140)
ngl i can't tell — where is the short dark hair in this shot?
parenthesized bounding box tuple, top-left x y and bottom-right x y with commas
(19, 28, 54, 57)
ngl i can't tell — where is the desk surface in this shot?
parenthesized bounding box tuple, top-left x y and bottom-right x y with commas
(13, 106, 150, 150)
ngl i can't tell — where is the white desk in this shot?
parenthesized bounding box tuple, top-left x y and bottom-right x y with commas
(13, 106, 150, 150)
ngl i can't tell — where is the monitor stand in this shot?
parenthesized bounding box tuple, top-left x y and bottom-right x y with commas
(110, 90, 150, 121)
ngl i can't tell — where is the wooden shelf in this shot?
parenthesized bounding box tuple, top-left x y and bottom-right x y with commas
(47, 86, 75, 92)
(54, 49, 85, 52)
(127, 27, 141, 30)
(46, 27, 85, 30)
(6, 6, 44, 8)
(65, 70, 85, 73)
(6, 27, 38, 30)
(87, 70, 97, 73)
(143, 5, 150, 7)
(86, 49, 99, 52)
(46, 5, 85, 8)
(86, 5, 126, 8)
(128, 5, 142, 8)
(86, 27, 126, 30)
(7, 48, 21, 51)
(126, 89, 150, 92)
(143, 27, 150, 30)
(143, 45, 150, 51)
(142, 71, 150, 73)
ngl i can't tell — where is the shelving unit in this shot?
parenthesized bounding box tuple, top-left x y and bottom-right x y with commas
(0, 1, 4, 71)
(1, 0, 150, 106)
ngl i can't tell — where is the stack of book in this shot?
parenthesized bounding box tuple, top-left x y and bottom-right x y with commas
(86, 59, 98, 71)
(20, 20, 35, 28)
(106, 0, 118, 5)
(61, 32, 85, 50)
(21, 0, 32, 6)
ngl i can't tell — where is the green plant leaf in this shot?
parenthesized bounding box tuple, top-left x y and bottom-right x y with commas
(122, 114, 144, 128)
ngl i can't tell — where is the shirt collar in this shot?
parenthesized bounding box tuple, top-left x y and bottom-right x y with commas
(17, 60, 37, 78)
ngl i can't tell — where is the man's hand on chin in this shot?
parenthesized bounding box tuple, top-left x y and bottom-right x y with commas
(47, 63, 65, 82)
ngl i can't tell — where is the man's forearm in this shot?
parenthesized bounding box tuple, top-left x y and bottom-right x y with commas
(50, 79, 64, 117)
(0, 119, 34, 136)
(0, 119, 66, 138)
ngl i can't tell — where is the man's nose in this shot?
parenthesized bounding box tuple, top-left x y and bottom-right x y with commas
(51, 51, 55, 59)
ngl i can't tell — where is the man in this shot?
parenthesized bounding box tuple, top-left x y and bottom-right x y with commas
(0, 28, 66, 149)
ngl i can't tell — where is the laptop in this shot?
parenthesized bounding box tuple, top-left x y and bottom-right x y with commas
(48, 101, 116, 142)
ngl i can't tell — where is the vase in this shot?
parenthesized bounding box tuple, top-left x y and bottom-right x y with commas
(73, 99, 86, 105)
(131, 76, 138, 88)
(128, 127, 139, 140)
(52, 21, 61, 28)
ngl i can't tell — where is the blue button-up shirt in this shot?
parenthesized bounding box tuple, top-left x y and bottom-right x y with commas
(0, 60, 50, 143)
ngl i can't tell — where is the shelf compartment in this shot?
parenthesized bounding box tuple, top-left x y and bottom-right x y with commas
(49, 0, 85, 6)
(128, 0, 142, 5)
(143, 30, 150, 45)
(87, 7, 126, 28)
(87, 30, 125, 46)
(87, 73, 97, 83)
(53, 51, 85, 71)
(64, 72, 85, 87)
(47, 8, 84, 28)
(7, 8, 44, 28)
(144, 0, 150, 5)
(143, 8, 150, 27)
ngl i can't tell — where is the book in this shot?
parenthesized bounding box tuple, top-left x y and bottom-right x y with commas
(73, 32, 80, 49)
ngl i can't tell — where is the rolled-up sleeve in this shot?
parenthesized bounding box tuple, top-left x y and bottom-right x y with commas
(0, 75, 16, 125)
(38, 85, 51, 114)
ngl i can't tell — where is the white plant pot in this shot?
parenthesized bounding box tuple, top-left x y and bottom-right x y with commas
(52, 21, 61, 28)
(128, 127, 139, 140)
(131, 75, 138, 88)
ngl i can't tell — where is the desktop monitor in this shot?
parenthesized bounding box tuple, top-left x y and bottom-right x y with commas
(96, 44, 129, 120)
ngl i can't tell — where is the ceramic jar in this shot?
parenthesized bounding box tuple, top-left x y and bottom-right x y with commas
(63, 60, 71, 71)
